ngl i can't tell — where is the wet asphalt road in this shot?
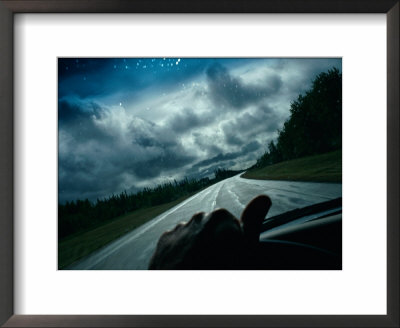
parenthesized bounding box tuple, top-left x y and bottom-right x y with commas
(66, 175, 341, 270)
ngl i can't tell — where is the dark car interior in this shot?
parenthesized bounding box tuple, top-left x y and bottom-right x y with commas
(256, 198, 342, 270)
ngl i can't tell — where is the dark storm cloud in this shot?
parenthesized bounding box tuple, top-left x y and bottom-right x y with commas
(128, 119, 161, 148)
(192, 132, 224, 157)
(58, 99, 114, 143)
(59, 153, 97, 175)
(224, 133, 244, 146)
(206, 63, 282, 110)
(58, 151, 125, 202)
(222, 105, 281, 146)
(58, 103, 198, 202)
(167, 108, 214, 134)
(127, 150, 195, 179)
(242, 140, 262, 152)
(58, 99, 103, 123)
(124, 118, 197, 178)
(59, 165, 114, 194)
(191, 140, 261, 171)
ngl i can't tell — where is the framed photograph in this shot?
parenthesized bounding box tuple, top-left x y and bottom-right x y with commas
(1, 1, 398, 327)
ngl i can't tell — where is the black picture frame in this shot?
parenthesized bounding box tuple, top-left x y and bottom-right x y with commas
(0, 1, 398, 327)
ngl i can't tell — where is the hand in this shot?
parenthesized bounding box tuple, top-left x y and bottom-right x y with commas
(148, 195, 271, 269)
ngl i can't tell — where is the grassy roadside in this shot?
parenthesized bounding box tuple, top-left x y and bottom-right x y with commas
(242, 150, 342, 183)
(58, 193, 194, 269)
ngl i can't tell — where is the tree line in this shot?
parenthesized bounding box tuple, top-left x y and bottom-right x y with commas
(59, 168, 241, 239)
(252, 67, 342, 169)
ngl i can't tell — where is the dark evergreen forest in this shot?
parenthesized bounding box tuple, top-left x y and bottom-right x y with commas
(251, 68, 342, 169)
(59, 169, 240, 239)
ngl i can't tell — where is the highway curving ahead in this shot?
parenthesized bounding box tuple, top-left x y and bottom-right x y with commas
(66, 175, 342, 270)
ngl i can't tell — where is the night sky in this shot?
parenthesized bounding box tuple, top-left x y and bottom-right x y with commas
(58, 58, 341, 203)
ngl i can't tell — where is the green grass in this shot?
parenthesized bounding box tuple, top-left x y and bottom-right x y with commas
(242, 150, 342, 183)
(58, 194, 194, 269)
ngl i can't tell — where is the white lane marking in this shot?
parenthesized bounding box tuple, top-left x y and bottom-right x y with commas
(211, 181, 225, 210)
(71, 187, 213, 269)
(227, 188, 245, 209)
